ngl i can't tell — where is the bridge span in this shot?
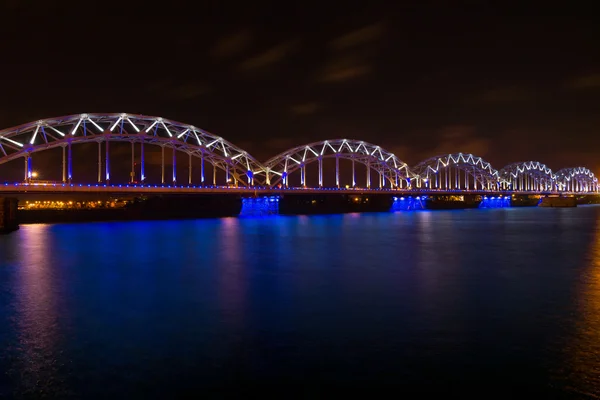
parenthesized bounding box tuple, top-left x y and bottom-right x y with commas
(0, 182, 577, 197)
(0, 113, 598, 195)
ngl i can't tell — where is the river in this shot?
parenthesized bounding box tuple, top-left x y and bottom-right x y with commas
(1, 207, 600, 398)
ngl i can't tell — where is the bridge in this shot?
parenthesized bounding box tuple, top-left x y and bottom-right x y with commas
(0, 113, 597, 195)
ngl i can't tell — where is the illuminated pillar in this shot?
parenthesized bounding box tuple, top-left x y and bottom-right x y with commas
(161, 146, 165, 184)
(105, 139, 110, 183)
(335, 155, 339, 188)
(226, 164, 230, 184)
(130, 141, 135, 183)
(24, 155, 31, 182)
(366, 160, 371, 188)
(172, 146, 176, 183)
(188, 153, 192, 185)
(98, 141, 102, 183)
(200, 153, 205, 183)
(300, 164, 305, 186)
(67, 141, 72, 183)
(213, 164, 216, 185)
(140, 141, 145, 182)
(352, 159, 355, 187)
(27, 155, 32, 181)
(62, 145, 66, 183)
(318, 158, 323, 187)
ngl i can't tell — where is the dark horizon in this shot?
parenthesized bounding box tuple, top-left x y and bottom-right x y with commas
(1, 1, 599, 175)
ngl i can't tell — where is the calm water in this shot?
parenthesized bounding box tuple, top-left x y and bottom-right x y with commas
(1, 207, 600, 398)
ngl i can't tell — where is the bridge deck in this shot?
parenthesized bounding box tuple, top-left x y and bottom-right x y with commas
(0, 182, 580, 196)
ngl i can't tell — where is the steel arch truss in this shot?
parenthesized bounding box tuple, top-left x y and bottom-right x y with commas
(412, 153, 502, 190)
(555, 167, 599, 193)
(0, 113, 264, 185)
(499, 161, 556, 192)
(259, 139, 414, 188)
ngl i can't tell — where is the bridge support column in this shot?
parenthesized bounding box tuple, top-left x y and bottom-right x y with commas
(172, 146, 176, 184)
(140, 141, 145, 182)
(366, 160, 371, 188)
(351, 159, 355, 187)
(318, 158, 323, 187)
(105, 139, 110, 184)
(161, 146, 165, 184)
(97, 141, 102, 183)
(335, 156, 340, 188)
(62, 145, 66, 183)
(130, 141, 135, 183)
(188, 153, 192, 185)
(213, 165, 216, 185)
(67, 141, 72, 183)
(24, 155, 31, 183)
(200, 153, 205, 184)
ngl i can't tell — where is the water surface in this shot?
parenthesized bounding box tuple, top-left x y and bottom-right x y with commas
(1, 208, 600, 398)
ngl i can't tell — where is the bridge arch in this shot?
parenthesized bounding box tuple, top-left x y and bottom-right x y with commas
(0, 113, 264, 186)
(259, 139, 414, 188)
(555, 167, 598, 193)
(498, 161, 555, 191)
(411, 153, 501, 191)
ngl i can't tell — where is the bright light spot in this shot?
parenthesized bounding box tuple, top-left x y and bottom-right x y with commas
(31, 172, 38, 178)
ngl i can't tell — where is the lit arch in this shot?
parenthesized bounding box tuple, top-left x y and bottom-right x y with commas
(498, 161, 555, 191)
(0, 113, 264, 185)
(555, 167, 598, 193)
(411, 153, 501, 190)
(259, 139, 414, 188)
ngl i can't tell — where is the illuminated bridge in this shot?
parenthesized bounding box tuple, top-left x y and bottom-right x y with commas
(0, 113, 597, 195)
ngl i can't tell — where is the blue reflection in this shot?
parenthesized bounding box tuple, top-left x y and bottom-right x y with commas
(240, 196, 280, 216)
(479, 196, 511, 208)
(391, 196, 425, 211)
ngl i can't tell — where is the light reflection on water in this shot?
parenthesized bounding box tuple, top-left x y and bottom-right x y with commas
(10, 224, 68, 396)
(2, 207, 600, 397)
(561, 216, 600, 398)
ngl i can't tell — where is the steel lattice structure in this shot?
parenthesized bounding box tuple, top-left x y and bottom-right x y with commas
(0, 113, 599, 193)
(0, 113, 264, 185)
(498, 161, 556, 191)
(555, 167, 598, 193)
(411, 153, 502, 190)
(259, 139, 415, 188)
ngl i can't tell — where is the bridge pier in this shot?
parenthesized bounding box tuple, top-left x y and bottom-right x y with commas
(0, 197, 18, 234)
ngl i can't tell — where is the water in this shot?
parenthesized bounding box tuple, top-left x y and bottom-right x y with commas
(1, 207, 600, 398)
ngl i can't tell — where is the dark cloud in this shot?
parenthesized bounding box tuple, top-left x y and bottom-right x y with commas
(169, 82, 210, 100)
(290, 102, 319, 116)
(567, 73, 600, 89)
(319, 56, 370, 83)
(479, 86, 534, 103)
(145, 80, 210, 101)
(329, 22, 385, 50)
(212, 31, 252, 59)
(238, 41, 297, 70)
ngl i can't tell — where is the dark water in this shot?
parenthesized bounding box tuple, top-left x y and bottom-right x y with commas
(1, 207, 600, 398)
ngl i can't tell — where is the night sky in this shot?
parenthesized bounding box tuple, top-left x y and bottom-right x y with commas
(1, 0, 599, 176)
